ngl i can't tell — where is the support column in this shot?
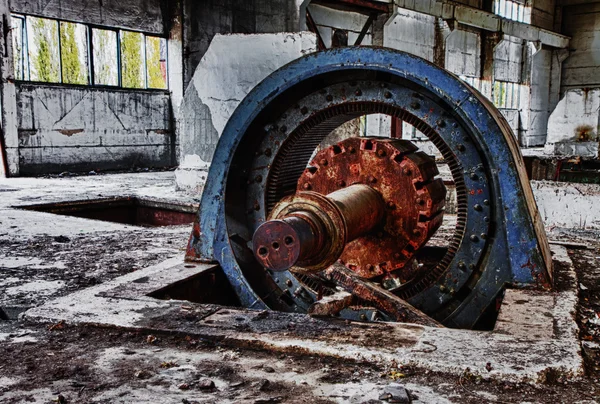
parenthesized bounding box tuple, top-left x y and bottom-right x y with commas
(0, 0, 19, 177)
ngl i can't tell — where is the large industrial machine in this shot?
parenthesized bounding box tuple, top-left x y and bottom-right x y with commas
(186, 47, 552, 329)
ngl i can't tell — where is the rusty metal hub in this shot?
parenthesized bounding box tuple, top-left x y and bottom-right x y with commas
(253, 137, 446, 286)
(299, 137, 445, 280)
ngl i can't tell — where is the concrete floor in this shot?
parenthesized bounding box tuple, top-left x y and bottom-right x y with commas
(1, 172, 599, 403)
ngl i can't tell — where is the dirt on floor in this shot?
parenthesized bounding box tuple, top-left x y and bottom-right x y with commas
(0, 226, 189, 313)
(0, 320, 599, 404)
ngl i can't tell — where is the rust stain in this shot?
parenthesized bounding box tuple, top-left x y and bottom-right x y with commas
(56, 129, 84, 136)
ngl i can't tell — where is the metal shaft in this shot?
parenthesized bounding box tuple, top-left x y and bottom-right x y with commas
(253, 184, 385, 272)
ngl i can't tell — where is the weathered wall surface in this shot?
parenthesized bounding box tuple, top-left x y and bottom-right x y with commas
(561, 3, 600, 90)
(384, 9, 435, 62)
(16, 85, 174, 175)
(547, 88, 600, 143)
(183, 0, 305, 88)
(11, 0, 165, 33)
(175, 32, 317, 192)
(445, 28, 480, 78)
(533, 180, 600, 230)
(531, 0, 556, 31)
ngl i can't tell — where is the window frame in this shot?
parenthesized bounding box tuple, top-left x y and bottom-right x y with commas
(10, 13, 169, 91)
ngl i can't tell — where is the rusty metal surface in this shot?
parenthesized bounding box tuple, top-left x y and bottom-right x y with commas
(298, 137, 445, 280)
(325, 263, 443, 327)
(254, 184, 385, 272)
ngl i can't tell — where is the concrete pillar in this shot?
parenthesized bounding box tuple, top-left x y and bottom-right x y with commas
(525, 42, 551, 147)
(167, 0, 184, 165)
(0, 0, 19, 177)
(174, 33, 317, 193)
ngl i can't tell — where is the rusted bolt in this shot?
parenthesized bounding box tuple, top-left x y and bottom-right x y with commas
(303, 183, 312, 190)
(377, 149, 386, 157)
(413, 229, 421, 237)
(436, 119, 446, 128)
(439, 285, 448, 293)
(474, 204, 482, 211)
(360, 314, 368, 321)
(337, 180, 346, 187)
(366, 264, 374, 271)
(254, 203, 260, 211)
(457, 144, 465, 152)
(355, 89, 362, 96)
(416, 198, 425, 206)
(348, 146, 356, 154)
(300, 106, 308, 114)
(470, 235, 479, 242)
(458, 261, 466, 271)
(264, 148, 272, 157)
(384, 91, 392, 99)
(326, 94, 333, 102)
(387, 201, 395, 209)
(255, 175, 263, 183)
(410, 102, 420, 110)
(319, 159, 328, 166)
(285, 279, 293, 287)
(470, 173, 478, 180)
(403, 168, 412, 176)
(368, 175, 377, 184)
(394, 253, 401, 259)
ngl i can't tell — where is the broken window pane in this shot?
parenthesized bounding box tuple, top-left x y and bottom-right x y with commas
(11, 15, 28, 80)
(60, 21, 89, 85)
(26, 16, 60, 83)
(120, 30, 145, 89)
(146, 36, 168, 89)
(92, 28, 118, 86)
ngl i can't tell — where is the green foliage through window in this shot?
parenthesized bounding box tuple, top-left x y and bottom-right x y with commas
(60, 22, 88, 85)
(120, 31, 144, 88)
(12, 13, 167, 90)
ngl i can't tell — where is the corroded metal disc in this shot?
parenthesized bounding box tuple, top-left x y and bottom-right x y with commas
(297, 137, 446, 282)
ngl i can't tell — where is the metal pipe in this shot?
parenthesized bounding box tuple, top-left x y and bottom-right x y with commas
(252, 184, 385, 272)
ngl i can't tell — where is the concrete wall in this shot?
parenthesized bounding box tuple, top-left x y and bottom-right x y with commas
(547, 88, 600, 143)
(16, 84, 173, 175)
(175, 32, 317, 192)
(561, 3, 600, 90)
(183, 0, 305, 88)
(531, 0, 556, 31)
(11, 0, 165, 33)
(445, 28, 481, 78)
(384, 9, 436, 62)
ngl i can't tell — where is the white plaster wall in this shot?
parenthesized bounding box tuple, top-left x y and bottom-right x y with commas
(175, 32, 317, 192)
(533, 180, 600, 230)
(384, 9, 435, 62)
(547, 88, 600, 144)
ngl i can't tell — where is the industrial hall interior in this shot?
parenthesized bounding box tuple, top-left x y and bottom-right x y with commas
(1, 0, 600, 402)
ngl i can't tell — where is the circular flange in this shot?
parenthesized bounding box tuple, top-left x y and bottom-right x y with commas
(297, 137, 446, 281)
